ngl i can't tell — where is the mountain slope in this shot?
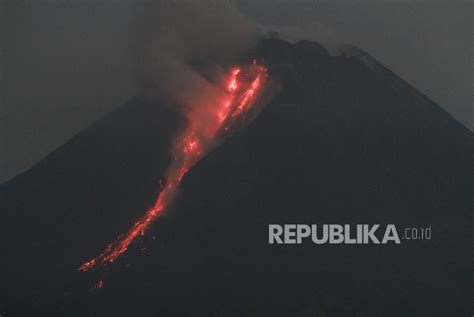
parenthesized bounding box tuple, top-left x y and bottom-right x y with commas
(1, 39, 472, 317)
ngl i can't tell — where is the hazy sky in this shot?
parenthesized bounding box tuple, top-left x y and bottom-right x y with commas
(2, 0, 472, 183)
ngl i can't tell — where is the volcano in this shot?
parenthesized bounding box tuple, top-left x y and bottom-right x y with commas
(1, 39, 472, 317)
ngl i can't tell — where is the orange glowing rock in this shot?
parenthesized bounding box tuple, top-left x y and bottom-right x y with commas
(79, 62, 268, 271)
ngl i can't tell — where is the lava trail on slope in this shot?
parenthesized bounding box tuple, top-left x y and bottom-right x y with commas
(79, 63, 268, 272)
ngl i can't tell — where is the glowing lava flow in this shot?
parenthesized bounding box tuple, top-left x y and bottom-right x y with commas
(79, 64, 267, 272)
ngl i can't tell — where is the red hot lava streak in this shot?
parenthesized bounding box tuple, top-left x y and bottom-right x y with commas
(79, 63, 267, 272)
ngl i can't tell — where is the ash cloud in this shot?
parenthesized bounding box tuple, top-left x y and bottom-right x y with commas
(134, 0, 260, 109)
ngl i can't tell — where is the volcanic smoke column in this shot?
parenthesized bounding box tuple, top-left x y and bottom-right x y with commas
(79, 63, 268, 271)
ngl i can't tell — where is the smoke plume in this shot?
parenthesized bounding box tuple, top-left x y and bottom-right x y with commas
(135, 0, 260, 108)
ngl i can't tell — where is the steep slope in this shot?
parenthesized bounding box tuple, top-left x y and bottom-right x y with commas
(1, 39, 472, 317)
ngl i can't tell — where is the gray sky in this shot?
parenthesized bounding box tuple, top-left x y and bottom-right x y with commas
(2, 0, 472, 183)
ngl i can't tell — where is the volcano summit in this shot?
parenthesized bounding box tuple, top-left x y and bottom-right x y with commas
(0, 39, 472, 317)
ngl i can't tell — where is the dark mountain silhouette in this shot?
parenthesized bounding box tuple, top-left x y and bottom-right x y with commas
(1, 39, 472, 317)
